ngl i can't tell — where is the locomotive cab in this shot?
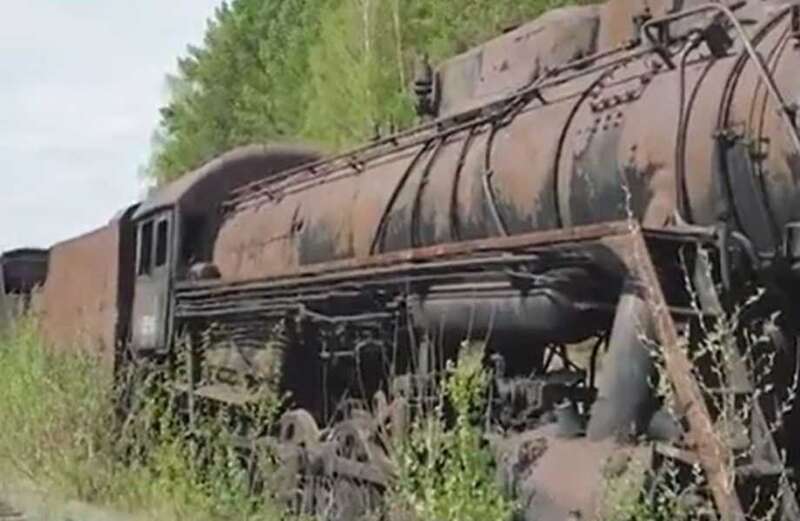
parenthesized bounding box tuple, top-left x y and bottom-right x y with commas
(129, 145, 321, 355)
(131, 208, 175, 352)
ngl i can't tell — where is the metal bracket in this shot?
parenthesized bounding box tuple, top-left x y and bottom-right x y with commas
(413, 54, 438, 118)
(481, 169, 510, 236)
(702, 19, 734, 58)
(788, 102, 799, 130)
(652, 41, 677, 70)
(748, 136, 770, 161)
(782, 222, 800, 263)
(631, 7, 653, 45)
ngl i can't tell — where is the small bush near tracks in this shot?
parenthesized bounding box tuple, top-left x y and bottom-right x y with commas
(388, 342, 516, 521)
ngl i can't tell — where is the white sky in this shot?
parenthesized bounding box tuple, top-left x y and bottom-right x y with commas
(0, 0, 222, 251)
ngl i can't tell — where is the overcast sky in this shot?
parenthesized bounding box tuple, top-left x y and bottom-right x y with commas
(1, 1, 221, 252)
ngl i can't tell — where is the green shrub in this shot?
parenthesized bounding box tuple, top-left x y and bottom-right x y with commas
(389, 343, 515, 521)
(0, 319, 116, 500)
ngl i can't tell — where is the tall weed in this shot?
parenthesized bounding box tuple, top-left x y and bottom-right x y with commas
(0, 319, 287, 520)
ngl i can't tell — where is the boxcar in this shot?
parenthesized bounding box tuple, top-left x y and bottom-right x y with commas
(38, 205, 138, 369)
(0, 248, 49, 330)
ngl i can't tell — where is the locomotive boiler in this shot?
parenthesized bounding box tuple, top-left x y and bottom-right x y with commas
(25, 0, 800, 519)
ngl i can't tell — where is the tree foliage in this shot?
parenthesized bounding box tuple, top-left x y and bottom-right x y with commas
(148, 0, 581, 184)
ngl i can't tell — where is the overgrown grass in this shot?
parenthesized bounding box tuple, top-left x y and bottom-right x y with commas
(0, 319, 285, 521)
(0, 318, 516, 521)
(0, 319, 117, 500)
(11, 304, 790, 521)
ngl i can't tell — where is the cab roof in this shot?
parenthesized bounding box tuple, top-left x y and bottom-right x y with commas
(133, 143, 321, 220)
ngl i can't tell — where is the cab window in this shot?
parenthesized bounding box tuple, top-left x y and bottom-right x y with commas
(138, 220, 154, 276)
(155, 219, 169, 268)
(180, 215, 206, 266)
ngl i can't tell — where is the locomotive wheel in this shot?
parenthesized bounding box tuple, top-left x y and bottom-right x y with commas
(373, 391, 410, 446)
(331, 418, 392, 470)
(279, 409, 320, 447)
(314, 476, 380, 521)
(274, 409, 321, 508)
(274, 407, 402, 519)
(312, 418, 389, 521)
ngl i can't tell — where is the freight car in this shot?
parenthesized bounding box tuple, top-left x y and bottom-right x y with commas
(0, 248, 48, 331)
(22, 0, 800, 519)
(38, 205, 138, 367)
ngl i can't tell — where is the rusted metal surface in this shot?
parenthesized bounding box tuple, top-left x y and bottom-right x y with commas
(198, 221, 644, 291)
(434, 4, 602, 118)
(495, 425, 652, 521)
(433, 0, 724, 119)
(39, 207, 137, 368)
(128, 145, 321, 356)
(182, 220, 754, 519)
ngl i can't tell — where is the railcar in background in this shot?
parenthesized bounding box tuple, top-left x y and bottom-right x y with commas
(0, 248, 48, 330)
(38, 205, 138, 369)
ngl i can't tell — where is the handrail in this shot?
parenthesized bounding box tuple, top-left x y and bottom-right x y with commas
(224, 43, 647, 212)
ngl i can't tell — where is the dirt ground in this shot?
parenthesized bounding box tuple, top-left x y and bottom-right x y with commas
(0, 485, 133, 521)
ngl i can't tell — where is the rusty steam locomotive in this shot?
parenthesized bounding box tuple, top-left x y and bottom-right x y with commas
(4, 0, 800, 518)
